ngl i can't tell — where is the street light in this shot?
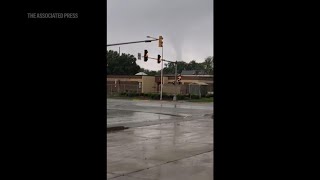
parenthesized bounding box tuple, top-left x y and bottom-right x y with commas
(147, 35, 164, 101)
(146, 36, 158, 40)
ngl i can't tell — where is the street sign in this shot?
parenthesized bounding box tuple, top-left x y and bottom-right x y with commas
(138, 53, 141, 60)
(178, 75, 182, 84)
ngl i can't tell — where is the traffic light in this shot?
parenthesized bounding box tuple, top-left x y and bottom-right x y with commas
(158, 36, 163, 47)
(144, 50, 148, 62)
(157, 54, 161, 63)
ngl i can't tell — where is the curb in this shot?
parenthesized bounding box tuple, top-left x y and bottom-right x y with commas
(107, 126, 129, 132)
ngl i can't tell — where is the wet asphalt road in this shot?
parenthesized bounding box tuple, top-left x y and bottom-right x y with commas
(107, 98, 214, 180)
(107, 98, 214, 128)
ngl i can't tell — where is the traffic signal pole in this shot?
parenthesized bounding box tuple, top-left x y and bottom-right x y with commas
(152, 56, 178, 101)
(174, 61, 177, 101)
(160, 46, 163, 100)
(106, 39, 157, 47)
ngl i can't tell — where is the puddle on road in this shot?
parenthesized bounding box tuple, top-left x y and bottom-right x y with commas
(107, 109, 173, 126)
(134, 103, 213, 110)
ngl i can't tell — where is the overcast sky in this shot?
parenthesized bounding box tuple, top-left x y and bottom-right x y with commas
(107, 0, 213, 71)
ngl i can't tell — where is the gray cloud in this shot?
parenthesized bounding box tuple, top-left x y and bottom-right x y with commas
(107, 0, 213, 71)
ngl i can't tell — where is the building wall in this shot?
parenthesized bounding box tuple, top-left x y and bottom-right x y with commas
(167, 76, 213, 81)
(106, 75, 213, 95)
(142, 76, 156, 93)
(162, 84, 181, 95)
(155, 76, 169, 83)
(177, 80, 213, 85)
(163, 77, 169, 84)
(107, 75, 142, 83)
(165, 75, 213, 85)
(107, 81, 141, 95)
(107, 75, 143, 95)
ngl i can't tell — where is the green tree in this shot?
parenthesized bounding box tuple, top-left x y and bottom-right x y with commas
(106, 50, 141, 75)
(162, 58, 213, 75)
(162, 61, 188, 74)
(201, 56, 213, 75)
(187, 60, 205, 71)
(139, 68, 158, 76)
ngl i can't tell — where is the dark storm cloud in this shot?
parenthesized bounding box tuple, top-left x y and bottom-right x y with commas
(107, 0, 213, 71)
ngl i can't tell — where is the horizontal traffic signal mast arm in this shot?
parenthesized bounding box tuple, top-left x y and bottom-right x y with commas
(106, 39, 158, 47)
(146, 57, 177, 64)
(161, 58, 176, 63)
(148, 57, 159, 60)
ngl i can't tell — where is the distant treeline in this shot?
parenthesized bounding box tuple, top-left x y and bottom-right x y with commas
(107, 50, 213, 75)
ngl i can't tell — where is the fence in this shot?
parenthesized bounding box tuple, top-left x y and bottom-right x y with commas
(107, 84, 141, 95)
(187, 84, 209, 98)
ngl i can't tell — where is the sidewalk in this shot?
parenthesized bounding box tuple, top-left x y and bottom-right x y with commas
(107, 118, 213, 180)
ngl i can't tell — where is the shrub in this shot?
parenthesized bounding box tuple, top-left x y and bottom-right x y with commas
(205, 94, 214, 98)
(177, 94, 185, 100)
(162, 94, 174, 100)
(151, 94, 160, 99)
(126, 92, 139, 97)
(191, 95, 200, 99)
(168, 95, 174, 100)
(162, 93, 168, 99)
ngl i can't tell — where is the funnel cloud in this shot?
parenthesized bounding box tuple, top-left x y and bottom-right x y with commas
(107, 0, 213, 71)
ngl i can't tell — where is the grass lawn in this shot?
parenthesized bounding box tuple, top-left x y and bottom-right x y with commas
(187, 97, 214, 102)
(107, 96, 148, 100)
